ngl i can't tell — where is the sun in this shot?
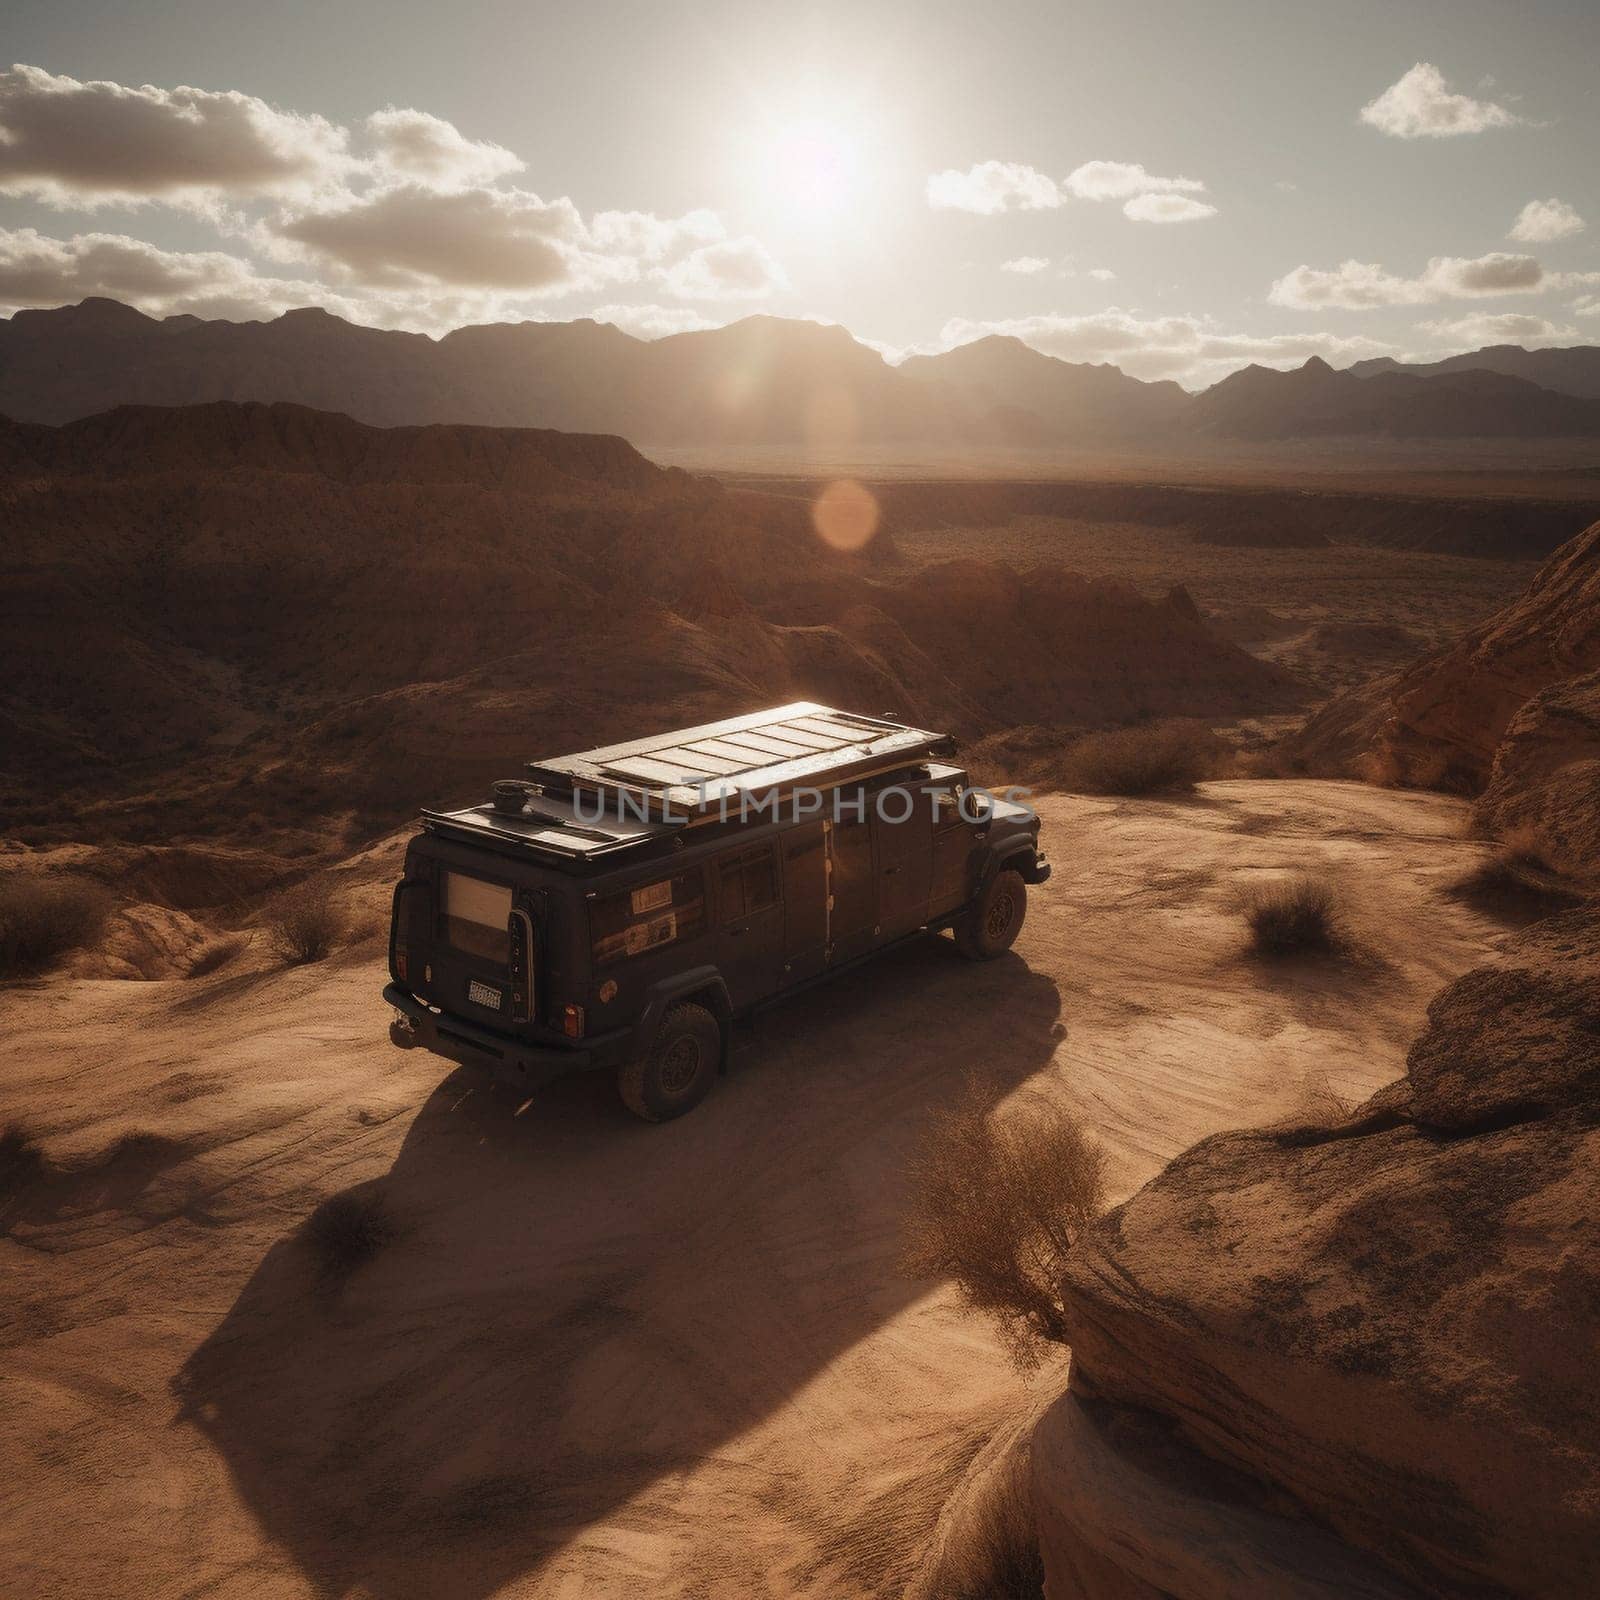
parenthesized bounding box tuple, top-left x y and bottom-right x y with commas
(769, 120, 859, 222)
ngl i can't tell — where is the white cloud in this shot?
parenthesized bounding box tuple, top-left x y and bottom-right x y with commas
(272, 183, 609, 291)
(1417, 311, 1577, 347)
(928, 158, 1214, 219)
(1064, 161, 1205, 200)
(1509, 197, 1585, 243)
(0, 63, 352, 209)
(1001, 255, 1050, 274)
(1574, 295, 1600, 319)
(0, 224, 358, 320)
(1360, 63, 1520, 139)
(0, 65, 787, 315)
(935, 310, 1392, 386)
(589, 208, 724, 261)
(1123, 192, 1216, 224)
(655, 237, 788, 300)
(267, 185, 767, 300)
(925, 161, 1062, 214)
(585, 302, 724, 339)
(1270, 252, 1546, 309)
(365, 108, 523, 188)
(1087, 267, 1117, 281)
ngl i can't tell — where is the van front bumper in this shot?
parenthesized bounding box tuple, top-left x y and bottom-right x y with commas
(383, 983, 633, 1089)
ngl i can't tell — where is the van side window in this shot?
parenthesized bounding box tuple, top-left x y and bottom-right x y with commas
(590, 868, 706, 967)
(720, 846, 778, 924)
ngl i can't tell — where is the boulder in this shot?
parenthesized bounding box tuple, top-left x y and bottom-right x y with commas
(1036, 910, 1600, 1598)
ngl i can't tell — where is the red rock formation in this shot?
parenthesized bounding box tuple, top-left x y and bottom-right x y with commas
(1035, 910, 1600, 1598)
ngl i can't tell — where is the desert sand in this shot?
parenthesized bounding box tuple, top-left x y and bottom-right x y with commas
(3, 780, 1508, 1600)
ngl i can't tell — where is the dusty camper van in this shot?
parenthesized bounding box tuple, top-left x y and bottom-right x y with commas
(383, 704, 1049, 1120)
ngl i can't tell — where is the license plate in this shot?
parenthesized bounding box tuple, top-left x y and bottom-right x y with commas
(467, 979, 503, 1011)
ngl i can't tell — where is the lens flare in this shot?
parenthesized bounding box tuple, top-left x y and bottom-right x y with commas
(811, 479, 879, 552)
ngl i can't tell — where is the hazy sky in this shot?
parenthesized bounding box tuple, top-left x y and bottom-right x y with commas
(2, 0, 1597, 385)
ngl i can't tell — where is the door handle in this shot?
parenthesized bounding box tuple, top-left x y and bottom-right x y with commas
(884, 865, 901, 876)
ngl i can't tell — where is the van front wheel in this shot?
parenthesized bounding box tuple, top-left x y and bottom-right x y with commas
(955, 869, 1027, 961)
(618, 1002, 721, 1122)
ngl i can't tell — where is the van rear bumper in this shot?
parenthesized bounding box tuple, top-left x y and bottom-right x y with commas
(383, 983, 632, 1089)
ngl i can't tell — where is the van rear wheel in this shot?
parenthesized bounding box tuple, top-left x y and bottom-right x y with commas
(618, 1002, 721, 1122)
(955, 869, 1027, 961)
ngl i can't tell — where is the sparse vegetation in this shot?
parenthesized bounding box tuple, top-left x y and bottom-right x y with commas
(264, 879, 345, 965)
(1059, 720, 1227, 797)
(1448, 831, 1585, 920)
(903, 1083, 1107, 1368)
(1292, 1072, 1355, 1125)
(300, 1189, 397, 1279)
(0, 875, 111, 977)
(1243, 873, 1345, 957)
(922, 1436, 1044, 1600)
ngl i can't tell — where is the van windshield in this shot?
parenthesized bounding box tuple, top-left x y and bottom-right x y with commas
(440, 870, 512, 964)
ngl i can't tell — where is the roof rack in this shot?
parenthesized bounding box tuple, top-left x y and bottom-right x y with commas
(524, 703, 955, 822)
(420, 704, 957, 863)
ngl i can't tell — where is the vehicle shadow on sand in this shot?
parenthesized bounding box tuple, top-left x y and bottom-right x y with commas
(173, 935, 1063, 1599)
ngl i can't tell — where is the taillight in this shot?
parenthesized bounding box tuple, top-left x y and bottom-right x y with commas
(395, 946, 409, 981)
(562, 1003, 585, 1040)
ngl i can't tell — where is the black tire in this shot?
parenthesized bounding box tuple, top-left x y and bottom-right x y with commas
(618, 1001, 722, 1122)
(955, 868, 1027, 961)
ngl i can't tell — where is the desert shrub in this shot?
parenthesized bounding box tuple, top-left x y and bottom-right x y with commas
(300, 1189, 396, 1279)
(903, 1084, 1107, 1368)
(1059, 720, 1227, 797)
(0, 875, 111, 976)
(264, 880, 345, 965)
(921, 1433, 1043, 1600)
(185, 932, 251, 979)
(1243, 873, 1344, 957)
(1447, 832, 1585, 920)
(1292, 1072, 1354, 1125)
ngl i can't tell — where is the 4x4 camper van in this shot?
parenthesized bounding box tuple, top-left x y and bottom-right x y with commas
(384, 704, 1049, 1121)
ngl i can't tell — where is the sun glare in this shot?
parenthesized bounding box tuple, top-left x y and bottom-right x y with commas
(771, 121, 858, 220)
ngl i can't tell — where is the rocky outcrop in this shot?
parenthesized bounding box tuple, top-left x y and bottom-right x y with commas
(1475, 668, 1600, 880)
(1035, 910, 1600, 1598)
(1280, 520, 1600, 875)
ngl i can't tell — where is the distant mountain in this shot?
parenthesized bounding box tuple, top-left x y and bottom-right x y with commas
(0, 299, 1167, 449)
(5, 300, 1600, 448)
(1348, 343, 1600, 400)
(899, 334, 1190, 439)
(1188, 356, 1600, 439)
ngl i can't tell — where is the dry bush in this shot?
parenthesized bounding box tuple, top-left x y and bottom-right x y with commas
(1059, 720, 1227, 797)
(300, 1189, 396, 1280)
(1293, 1072, 1355, 1124)
(0, 875, 111, 977)
(903, 1083, 1107, 1368)
(1243, 874, 1345, 957)
(922, 1434, 1043, 1600)
(264, 880, 345, 965)
(1447, 830, 1585, 920)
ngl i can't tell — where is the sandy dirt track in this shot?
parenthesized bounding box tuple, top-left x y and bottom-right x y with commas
(3, 782, 1508, 1599)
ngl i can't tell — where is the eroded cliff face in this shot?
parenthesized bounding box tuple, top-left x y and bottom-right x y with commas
(1283, 520, 1600, 879)
(1035, 910, 1600, 1599)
